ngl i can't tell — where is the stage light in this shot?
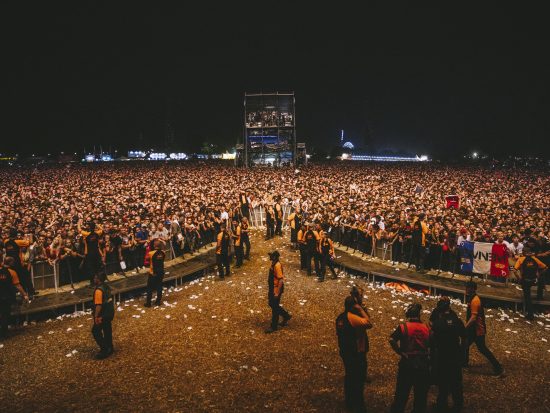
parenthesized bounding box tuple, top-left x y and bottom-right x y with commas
(169, 153, 187, 160)
(149, 152, 167, 160)
(472, 152, 478, 159)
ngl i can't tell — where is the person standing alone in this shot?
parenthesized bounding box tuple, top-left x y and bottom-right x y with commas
(265, 250, 291, 333)
(91, 272, 114, 359)
(463, 281, 503, 376)
(145, 239, 166, 307)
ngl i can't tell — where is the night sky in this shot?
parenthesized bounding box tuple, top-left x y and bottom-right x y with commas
(5, 3, 549, 158)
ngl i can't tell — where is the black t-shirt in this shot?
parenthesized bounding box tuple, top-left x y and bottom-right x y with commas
(431, 310, 464, 361)
(110, 235, 122, 249)
(539, 239, 550, 266)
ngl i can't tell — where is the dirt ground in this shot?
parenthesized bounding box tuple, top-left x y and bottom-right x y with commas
(1, 229, 550, 413)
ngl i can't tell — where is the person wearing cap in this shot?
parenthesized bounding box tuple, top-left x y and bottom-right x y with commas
(463, 281, 503, 375)
(389, 303, 431, 413)
(265, 250, 291, 333)
(514, 246, 547, 320)
(430, 297, 465, 412)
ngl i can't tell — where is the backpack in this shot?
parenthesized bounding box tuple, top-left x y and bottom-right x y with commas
(336, 312, 356, 356)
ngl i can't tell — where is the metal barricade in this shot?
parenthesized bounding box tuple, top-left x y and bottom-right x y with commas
(250, 205, 265, 228)
(373, 239, 392, 261)
(282, 205, 292, 228)
(165, 244, 175, 261)
(31, 261, 59, 291)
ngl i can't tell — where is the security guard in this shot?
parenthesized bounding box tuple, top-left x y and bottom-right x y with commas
(265, 250, 291, 333)
(410, 213, 429, 273)
(304, 223, 320, 276)
(297, 224, 308, 270)
(265, 204, 275, 240)
(78, 219, 104, 285)
(351, 286, 371, 381)
(0, 256, 29, 339)
(287, 207, 302, 248)
(389, 303, 430, 413)
(431, 297, 465, 412)
(336, 295, 372, 413)
(319, 230, 337, 281)
(216, 224, 231, 278)
(241, 217, 251, 260)
(232, 218, 243, 268)
(274, 200, 283, 236)
(464, 281, 503, 375)
(4, 229, 35, 297)
(145, 239, 166, 307)
(91, 271, 115, 359)
(514, 246, 547, 320)
(239, 193, 250, 220)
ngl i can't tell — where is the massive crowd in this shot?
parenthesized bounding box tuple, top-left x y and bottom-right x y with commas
(0, 161, 549, 290)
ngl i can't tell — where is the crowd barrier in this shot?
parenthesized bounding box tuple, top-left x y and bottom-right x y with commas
(249, 204, 292, 228)
(30, 261, 58, 291)
(30, 243, 179, 292)
(29, 212, 518, 291)
(329, 226, 518, 281)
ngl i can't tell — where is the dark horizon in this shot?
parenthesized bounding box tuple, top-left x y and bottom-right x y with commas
(5, 3, 549, 158)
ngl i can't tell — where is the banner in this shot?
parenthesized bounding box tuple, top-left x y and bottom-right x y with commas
(490, 243, 510, 277)
(445, 195, 460, 209)
(473, 242, 493, 275)
(459, 241, 474, 272)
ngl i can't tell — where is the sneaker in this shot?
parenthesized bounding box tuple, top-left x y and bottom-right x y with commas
(144, 302, 152, 308)
(264, 328, 277, 334)
(94, 351, 109, 360)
